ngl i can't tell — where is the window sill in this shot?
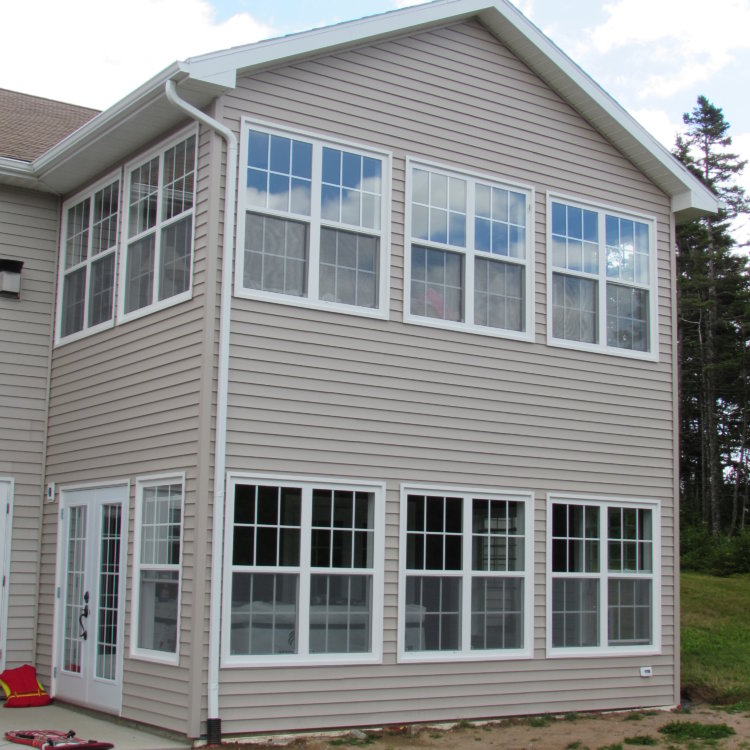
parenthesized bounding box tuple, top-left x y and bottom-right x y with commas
(547, 335, 659, 362)
(117, 289, 192, 326)
(546, 645, 661, 658)
(403, 311, 534, 342)
(221, 652, 383, 668)
(129, 649, 180, 666)
(55, 318, 115, 348)
(398, 648, 533, 663)
(234, 286, 389, 320)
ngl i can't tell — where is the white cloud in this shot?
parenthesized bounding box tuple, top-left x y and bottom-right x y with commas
(1, 0, 277, 109)
(630, 108, 684, 151)
(587, 0, 750, 99)
(729, 131, 750, 247)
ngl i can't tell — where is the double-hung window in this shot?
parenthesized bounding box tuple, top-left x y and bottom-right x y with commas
(405, 161, 533, 339)
(120, 130, 197, 320)
(132, 475, 184, 663)
(236, 121, 389, 316)
(224, 476, 384, 665)
(399, 486, 533, 661)
(548, 196, 657, 358)
(57, 176, 120, 342)
(547, 496, 660, 655)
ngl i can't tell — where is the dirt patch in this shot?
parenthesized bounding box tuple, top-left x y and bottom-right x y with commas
(212, 704, 750, 750)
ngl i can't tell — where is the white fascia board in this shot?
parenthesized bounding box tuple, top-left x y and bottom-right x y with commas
(32, 62, 186, 177)
(0, 157, 49, 191)
(476, 4, 720, 217)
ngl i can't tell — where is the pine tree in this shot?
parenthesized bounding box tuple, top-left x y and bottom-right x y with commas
(674, 96, 750, 535)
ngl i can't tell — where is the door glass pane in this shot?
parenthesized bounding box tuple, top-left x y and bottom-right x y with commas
(63, 506, 87, 674)
(96, 504, 121, 681)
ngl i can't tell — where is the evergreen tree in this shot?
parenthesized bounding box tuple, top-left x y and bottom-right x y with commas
(674, 96, 750, 535)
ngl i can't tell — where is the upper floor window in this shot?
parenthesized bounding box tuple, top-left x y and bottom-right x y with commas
(57, 177, 120, 342)
(398, 485, 533, 661)
(404, 161, 534, 340)
(547, 496, 660, 656)
(236, 121, 390, 317)
(548, 197, 657, 359)
(223, 475, 385, 666)
(119, 131, 197, 321)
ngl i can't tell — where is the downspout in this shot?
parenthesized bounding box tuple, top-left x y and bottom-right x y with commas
(165, 78, 237, 743)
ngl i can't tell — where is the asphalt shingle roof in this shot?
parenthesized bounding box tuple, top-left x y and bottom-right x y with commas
(0, 88, 99, 163)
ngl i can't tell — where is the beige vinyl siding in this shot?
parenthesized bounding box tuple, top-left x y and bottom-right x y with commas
(219, 20, 677, 733)
(0, 185, 57, 668)
(39, 124, 214, 735)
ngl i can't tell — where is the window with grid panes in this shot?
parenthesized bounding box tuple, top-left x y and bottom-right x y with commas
(401, 489, 531, 658)
(58, 177, 119, 341)
(549, 198, 655, 355)
(239, 123, 388, 314)
(132, 478, 183, 661)
(406, 162, 532, 338)
(549, 499, 657, 653)
(121, 132, 196, 318)
(226, 478, 383, 663)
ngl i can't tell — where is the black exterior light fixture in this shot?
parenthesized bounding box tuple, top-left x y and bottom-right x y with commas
(0, 259, 24, 298)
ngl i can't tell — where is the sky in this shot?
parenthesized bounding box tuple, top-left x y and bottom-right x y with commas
(2, 0, 749, 242)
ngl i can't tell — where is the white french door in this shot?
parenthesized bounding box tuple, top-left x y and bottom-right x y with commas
(55, 485, 128, 714)
(0, 479, 13, 672)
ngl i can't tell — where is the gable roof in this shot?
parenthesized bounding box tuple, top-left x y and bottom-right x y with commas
(0, 0, 719, 220)
(0, 88, 98, 172)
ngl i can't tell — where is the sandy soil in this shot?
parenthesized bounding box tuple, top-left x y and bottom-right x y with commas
(216, 704, 750, 750)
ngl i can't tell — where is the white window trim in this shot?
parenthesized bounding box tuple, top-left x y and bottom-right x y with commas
(222, 472, 386, 668)
(55, 170, 122, 346)
(403, 158, 535, 342)
(397, 483, 534, 663)
(0, 477, 14, 672)
(546, 193, 659, 362)
(130, 473, 185, 666)
(545, 492, 662, 658)
(234, 117, 392, 320)
(117, 126, 198, 325)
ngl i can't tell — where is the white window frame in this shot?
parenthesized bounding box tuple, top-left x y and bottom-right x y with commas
(234, 118, 392, 319)
(546, 193, 659, 361)
(404, 158, 535, 341)
(546, 493, 661, 658)
(398, 483, 534, 663)
(118, 127, 198, 324)
(55, 171, 122, 345)
(222, 473, 385, 667)
(130, 473, 185, 665)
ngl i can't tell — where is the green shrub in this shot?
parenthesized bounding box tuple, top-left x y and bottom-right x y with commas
(681, 526, 750, 575)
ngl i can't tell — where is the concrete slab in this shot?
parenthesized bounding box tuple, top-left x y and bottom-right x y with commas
(0, 703, 190, 750)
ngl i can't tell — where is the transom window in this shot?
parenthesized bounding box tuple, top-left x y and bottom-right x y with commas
(405, 161, 533, 339)
(57, 177, 120, 342)
(224, 476, 384, 665)
(548, 497, 659, 655)
(132, 476, 184, 664)
(120, 131, 197, 320)
(399, 487, 532, 661)
(237, 122, 389, 316)
(548, 197, 656, 357)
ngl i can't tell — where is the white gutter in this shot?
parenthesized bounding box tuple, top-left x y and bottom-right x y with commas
(164, 78, 237, 740)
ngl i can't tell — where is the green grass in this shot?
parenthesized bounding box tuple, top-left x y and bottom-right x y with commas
(658, 721, 735, 742)
(681, 572, 750, 703)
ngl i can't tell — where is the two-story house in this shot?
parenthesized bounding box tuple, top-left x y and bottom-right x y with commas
(0, 0, 719, 743)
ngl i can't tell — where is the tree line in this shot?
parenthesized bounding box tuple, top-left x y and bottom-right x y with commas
(673, 96, 750, 571)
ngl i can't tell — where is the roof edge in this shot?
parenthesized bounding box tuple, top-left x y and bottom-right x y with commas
(0, 157, 49, 191)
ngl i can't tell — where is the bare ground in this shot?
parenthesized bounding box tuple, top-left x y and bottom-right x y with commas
(213, 704, 750, 750)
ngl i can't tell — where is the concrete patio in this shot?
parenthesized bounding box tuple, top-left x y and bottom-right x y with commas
(0, 702, 190, 749)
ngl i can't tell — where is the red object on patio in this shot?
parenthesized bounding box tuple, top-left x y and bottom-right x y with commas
(4, 729, 114, 749)
(0, 666, 51, 708)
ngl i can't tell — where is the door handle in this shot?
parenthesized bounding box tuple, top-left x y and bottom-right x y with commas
(79, 591, 89, 640)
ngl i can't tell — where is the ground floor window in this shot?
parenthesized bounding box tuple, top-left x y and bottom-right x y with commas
(398, 485, 533, 661)
(547, 495, 659, 655)
(223, 475, 385, 666)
